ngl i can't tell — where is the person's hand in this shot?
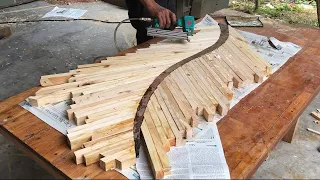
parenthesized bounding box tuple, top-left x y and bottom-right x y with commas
(147, 3, 176, 28)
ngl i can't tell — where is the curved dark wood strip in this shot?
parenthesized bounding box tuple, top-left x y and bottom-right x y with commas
(133, 24, 230, 155)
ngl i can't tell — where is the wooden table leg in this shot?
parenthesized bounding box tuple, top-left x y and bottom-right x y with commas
(282, 117, 300, 143)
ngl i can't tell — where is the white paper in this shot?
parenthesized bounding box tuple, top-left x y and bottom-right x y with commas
(19, 99, 75, 135)
(238, 30, 301, 73)
(195, 14, 218, 29)
(136, 146, 154, 179)
(115, 167, 140, 179)
(43, 6, 87, 19)
(165, 124, 230, 179)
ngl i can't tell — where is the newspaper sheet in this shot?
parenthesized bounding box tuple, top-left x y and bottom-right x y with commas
(43, 6, 87, 19)
(19, 99, 75, 135)
(167, 124, 230, 179)
(136, 123, 230, 179)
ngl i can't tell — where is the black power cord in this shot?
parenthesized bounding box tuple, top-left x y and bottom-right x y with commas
(0, 18, 131, 25)
(0, 17, 152, 52)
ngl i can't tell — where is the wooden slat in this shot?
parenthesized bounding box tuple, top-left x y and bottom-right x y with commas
(83, 138, 134, 166)
(154, 90, 183, 146)
(149, 95, 176, 146)
(144, 109, 171, 152)
(141, 121, 165, 179)
(99, 146, 135, 171)
(74, 131, 133, 164)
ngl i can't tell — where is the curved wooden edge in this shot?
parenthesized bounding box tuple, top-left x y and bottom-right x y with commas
(133, 24, 230, 155)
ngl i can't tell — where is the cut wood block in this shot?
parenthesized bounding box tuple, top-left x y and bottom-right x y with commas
(183, 63, 220, 107)
(100, 159, 116, 171)
(311, 111, 320, 120)
(28, 93, 71, 107)
(141, 121, 165, 179)
(162, 80, 192, 123)
(191, 113, 199, 128)
(217, 46, 253, 84)
(188, 60, 230, 116)
(83, 138, 134, 166)
(36, 80, 83, 95)
(70, 75, 154, 97)
(149, 95, 176, 146)
(67, 91, 141, 122)
(67, 118, 133, 150)
(228, 27, 272, 74)
(100, 146, 135, 171)
(69, 68, 159, 91)
(39, 72, 74, 87)
(224, 41, 264, 83)
(203, 55, 235, 89)
(71, 81, 149, 106)
(144, 110, 171, 152)
(68, 112, 134, 134)
(196, 58, 233, 100)
(204, 107, 215, 122)
(85, 105, 138, 124)
(181, 65, 218, 109)
(227, 36, 266, 73)
(208, 52, 244, 88)
(143, 114, 171, 169)
(80, 53, 188, 70)
(91, 122, 133, 140)
(163, 78, 193, 122)
(74, 131, 133, 164)
(170, 71, 202, 115)
(220, 44, 255, 79)
(175, 68, 208, 114)
(115, 151, 136, 170)
(178, 118, 193, 139)
(157, 85, 185, 131)
(70, 87, 144, 111)
(83, 130, 132, 148)
(154, 90, 183, 146)
(203, 54, 233, 82)
(74, 99, 138, 125)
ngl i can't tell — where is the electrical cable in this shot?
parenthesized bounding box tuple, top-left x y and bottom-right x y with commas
(0, 18, 131, 25)
(0, 17, 152, 52)
(113, 17, 152, 52)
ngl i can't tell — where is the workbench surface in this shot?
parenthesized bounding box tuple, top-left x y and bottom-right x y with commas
(0, 20, 319, 179)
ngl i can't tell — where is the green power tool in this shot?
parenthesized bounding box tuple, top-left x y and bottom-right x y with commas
(147, 15, 195, 41)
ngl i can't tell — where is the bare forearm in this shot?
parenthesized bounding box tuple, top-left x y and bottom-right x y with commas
(139, 0, 159, 14)
(140, 0, 156, 8)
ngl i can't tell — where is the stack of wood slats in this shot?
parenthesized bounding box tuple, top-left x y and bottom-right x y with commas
(28, 25, 272, 178)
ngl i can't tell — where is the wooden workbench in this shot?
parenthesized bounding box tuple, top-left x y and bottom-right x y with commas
(0, 20, 319, 179)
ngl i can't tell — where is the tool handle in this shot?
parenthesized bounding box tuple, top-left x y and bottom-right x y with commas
(152, 18, 176, 30)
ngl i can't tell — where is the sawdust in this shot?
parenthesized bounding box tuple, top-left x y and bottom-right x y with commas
(45, 0, 98, 5)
